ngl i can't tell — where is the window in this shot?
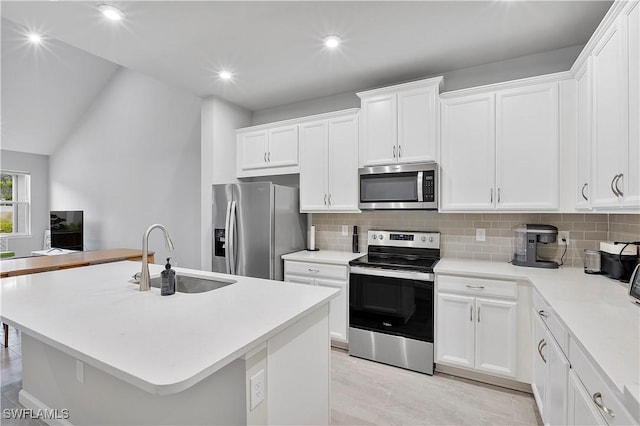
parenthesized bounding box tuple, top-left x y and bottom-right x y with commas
(0, 171, 31, 236)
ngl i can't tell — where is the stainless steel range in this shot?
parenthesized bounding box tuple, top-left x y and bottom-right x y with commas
(348, 230, 440, 375)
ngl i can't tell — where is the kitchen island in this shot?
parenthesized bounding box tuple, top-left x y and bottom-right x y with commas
(0, 261, 337, 425)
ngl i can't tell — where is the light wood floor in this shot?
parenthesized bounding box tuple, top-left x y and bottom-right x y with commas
(2, 327, 541, 425)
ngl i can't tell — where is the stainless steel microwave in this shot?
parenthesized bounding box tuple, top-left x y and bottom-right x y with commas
(358, 162, 438, 210)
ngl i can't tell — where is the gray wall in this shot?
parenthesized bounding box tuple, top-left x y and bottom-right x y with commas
(251, 44, 583, 125)
(0, 150, 49, 257)
(50, 67, 202, 268)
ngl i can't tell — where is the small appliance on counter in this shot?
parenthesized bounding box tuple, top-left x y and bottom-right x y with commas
(629, 264, 640, 306)
(599, 241, 639, 283)
(512, 224, 559, 269)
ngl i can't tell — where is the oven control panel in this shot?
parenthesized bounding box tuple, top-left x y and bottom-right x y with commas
(369, 230, 440, 249)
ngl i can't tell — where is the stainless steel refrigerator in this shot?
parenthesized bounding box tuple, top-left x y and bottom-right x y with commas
(212, 182, 306, 280)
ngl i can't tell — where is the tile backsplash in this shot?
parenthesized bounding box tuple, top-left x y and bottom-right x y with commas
(312, 212, 640, 268)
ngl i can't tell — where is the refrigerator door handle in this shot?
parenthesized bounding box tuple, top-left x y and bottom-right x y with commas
(229, 200, 238, 275)
(224, 201, 232, 273)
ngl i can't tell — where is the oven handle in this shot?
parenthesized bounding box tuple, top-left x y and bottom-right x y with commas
(350, 266, 434, 282)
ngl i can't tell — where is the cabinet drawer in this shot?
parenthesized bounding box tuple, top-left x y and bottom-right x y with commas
(569, 338, 636, 426)
(533, 291, 569, 357)
(284, 261, 347, 280)
(437, 274, 517, 299)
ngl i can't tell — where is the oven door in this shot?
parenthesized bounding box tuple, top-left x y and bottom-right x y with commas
(349, 267, 434, 342)
(358, 163, 438, 210)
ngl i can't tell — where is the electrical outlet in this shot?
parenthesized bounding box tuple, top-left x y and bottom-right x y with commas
(558, 231, 570, 246)
(250, 369, 265, 410)
(341, 225, 348, 236)
(475, 228, 486, 242)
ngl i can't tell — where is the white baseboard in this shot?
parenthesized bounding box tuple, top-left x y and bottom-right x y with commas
(435, 364, 532, 394)
(18, 389, 74, 426)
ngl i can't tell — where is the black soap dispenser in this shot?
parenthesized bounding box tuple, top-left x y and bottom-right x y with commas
(352, 226, 359, 253)
(161, 258, 176, 296)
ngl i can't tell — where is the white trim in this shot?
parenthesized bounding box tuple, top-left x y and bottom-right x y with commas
(236, 108, 360, 133)
(440, 71, 573, 99)
(18, 389, 73, 426)
(356, 75, 444, 98)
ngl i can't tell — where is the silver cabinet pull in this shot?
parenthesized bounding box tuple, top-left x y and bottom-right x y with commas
(537, 339, 547, 363)
(328, 194, 332, 205)
(470, 305, 473, 322)
(324, 194, 327, 205)
(615, 174, 624, 197)
(398, 145, 402, 157)
(581, 183, 588, 201)
(466, 285, 485, 290)
(264, 152, 267, 163)
(490, 188, 494, 204)
(538, 310, 548, 318)
(497, 188, 501, 203)
(593, 393, 615, 418)
(268, 152, 271, 162)
(477, 306, 480, 322)
(611, 174, 621, 197)
(307, 268, 320, 273)
(393, 146, 396, 158)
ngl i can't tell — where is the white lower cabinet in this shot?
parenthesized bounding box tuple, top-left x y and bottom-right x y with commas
(284, 260, 348, 344)
(568, 370, 607, 426)
(436, 275, 518, 379)
(532, 297, 570, 426)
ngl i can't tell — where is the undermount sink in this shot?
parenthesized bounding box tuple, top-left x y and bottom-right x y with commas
(149, 274, 235, 294)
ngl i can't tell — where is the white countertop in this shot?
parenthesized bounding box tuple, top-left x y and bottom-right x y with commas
(282, 250, 363, 266)
(435, 258, 640, 417)
(0, 261, 337, 395)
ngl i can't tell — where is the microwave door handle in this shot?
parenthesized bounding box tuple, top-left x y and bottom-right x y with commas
(417, 171, 423, 202)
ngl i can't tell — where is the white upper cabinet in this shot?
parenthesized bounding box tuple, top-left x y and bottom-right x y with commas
(440, 79, 560, 212)
(591, 16, 629, 208)
(299, 110, 360, 213)
(358, 77, 442, 167)
(359, 94, 397, 166)
(237, 123, 299, 177)
(440, 94, 496, 211)
(626, 1, 640, 207)
(575, 60, 593, 210)
(496, 82, 559, 210)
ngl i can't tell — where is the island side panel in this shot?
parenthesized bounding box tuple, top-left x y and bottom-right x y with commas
(267, 304, 330, 425)
(20, 334, 247, 425)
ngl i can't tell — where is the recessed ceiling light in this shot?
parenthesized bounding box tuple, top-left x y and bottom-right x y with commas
(98, 4, 125, 21)
(28, 33, 42, 44)
(323, 35, 342, 49)
(219, 70, 232, 80)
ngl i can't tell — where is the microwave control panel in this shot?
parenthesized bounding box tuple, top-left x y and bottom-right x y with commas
(423, 171, 435, 202)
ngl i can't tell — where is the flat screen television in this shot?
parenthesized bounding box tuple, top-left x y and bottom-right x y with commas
(50, 211, 83, 251)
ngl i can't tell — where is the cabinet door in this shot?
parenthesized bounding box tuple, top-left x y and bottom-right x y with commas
(625, 2, 640, 207)
(397, 86, 437, 164)
(575, 61, 593, 210)
(440, 94, 496, 211)
(284, 274, 315, 286)
(436, 293, 475, 369)
(567, 370, 606, 426)
(474, 298, 517, 378)
(299, 121, 329, 212)
(316, 278, 348, 343)
(545, 330, 569, 426)
(591, 17, 628, 208)
(496, 82, 559, 210)
(240, 131, 268, 170)
(360, 94, 397, 166)
(532, 313, 547, 421)
(268, 125, 299, 168)
(327, 114, 359, 212)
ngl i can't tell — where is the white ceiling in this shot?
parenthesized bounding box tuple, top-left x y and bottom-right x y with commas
(1, 1, 612, 113)
(1, 18, 120, 155)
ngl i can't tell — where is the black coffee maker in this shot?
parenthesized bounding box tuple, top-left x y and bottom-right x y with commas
(512, 224, 559, 269)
